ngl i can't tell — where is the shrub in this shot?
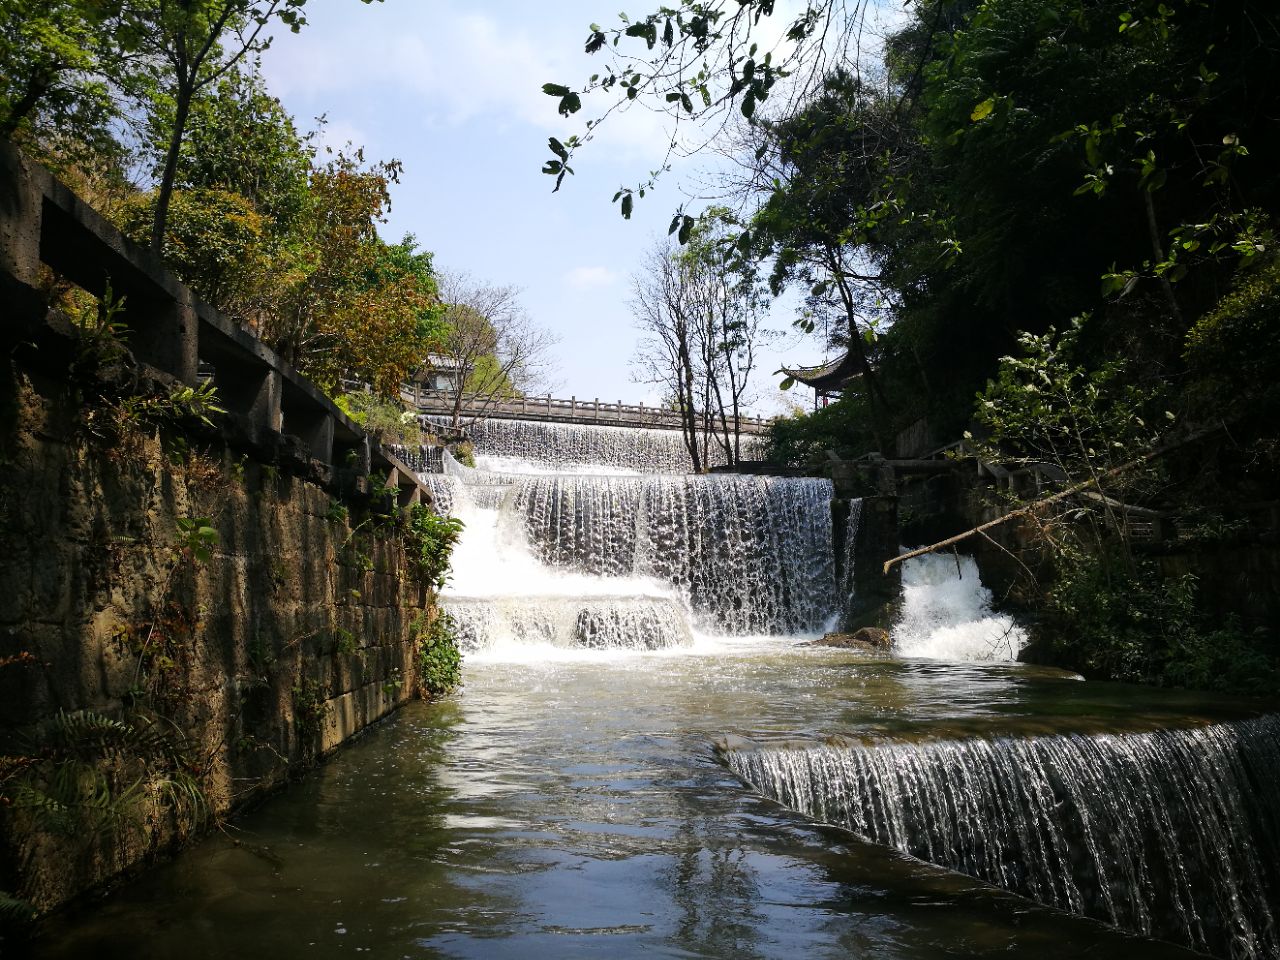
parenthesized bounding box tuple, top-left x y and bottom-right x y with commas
(404, 505, 464, 590)
(334, 392, 423, 445)
(413, 612, 461, 698)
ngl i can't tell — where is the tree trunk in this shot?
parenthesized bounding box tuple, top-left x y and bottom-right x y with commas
(1143, 190, 1183, 325)
(0, 70, 52, 138)
(151, 82, 194, 252)
(829, 252, 893, 452)
(677, 335, 701, 472)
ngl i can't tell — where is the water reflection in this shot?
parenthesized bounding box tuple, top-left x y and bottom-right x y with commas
(31, 648, 1260, 960)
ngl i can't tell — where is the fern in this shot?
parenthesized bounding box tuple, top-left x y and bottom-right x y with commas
(0, 890, 36, 926)
(40, 710, 190, 764)
(4, 710, 205, 839)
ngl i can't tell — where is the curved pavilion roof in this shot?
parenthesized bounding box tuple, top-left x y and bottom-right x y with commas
(781, 350, 862, 392)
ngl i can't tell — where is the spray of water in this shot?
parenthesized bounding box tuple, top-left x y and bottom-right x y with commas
(892, 552, 1026, 661)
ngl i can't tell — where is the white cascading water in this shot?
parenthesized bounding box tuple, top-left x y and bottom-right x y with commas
(424, 415, 763, 474)
(444, 596, 693, 653)
(892, 552, 1027, 661)
(417, 429, 838, 655)
(723, 715, 1280, 960)
(511, 473, 836, 635)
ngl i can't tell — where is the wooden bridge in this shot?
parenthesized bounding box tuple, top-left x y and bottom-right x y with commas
(399, 386, 774, 436)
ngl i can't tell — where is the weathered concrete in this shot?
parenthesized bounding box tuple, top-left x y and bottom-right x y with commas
(0, 329, 436, 917)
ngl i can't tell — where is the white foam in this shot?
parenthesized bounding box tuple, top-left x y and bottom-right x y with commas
(892, 552, 1026, 662)
(475, 455, 645, 477)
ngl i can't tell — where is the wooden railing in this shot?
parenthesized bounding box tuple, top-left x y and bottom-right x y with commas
(0, 140, 431, 509)
(402, 386, 773, 436)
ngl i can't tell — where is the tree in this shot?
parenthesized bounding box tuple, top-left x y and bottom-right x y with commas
(684, 209, 769, 464)
(632, 240, 705, 469)
(120, 185, 269, 313)
(260, 149, 442, 397)
(0, 1, 144, 176)
(1, 1, 115, 138)
(539, 0, 867, 218)
(122, 0, 379, 251)
(147, 63, 313, 235)
(433, 273, 558, 430)
(743, 70, 911, 448)
(631, 213, 769, 468)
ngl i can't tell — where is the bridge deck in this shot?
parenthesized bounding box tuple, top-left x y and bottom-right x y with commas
(404, 388, 772, 436)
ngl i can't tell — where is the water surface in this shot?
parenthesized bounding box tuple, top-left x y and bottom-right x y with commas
(33, 644, 1258, 959)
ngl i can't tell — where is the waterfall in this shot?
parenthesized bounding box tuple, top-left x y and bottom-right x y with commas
(425, 416, 763, 474)
(722, 716, 1280, 960)
(410, 419, 836, 648)
(892, 552, 1026, 661)
(445, 596, 693, 652)
(840, 499, 863, 626)
(388, 443, 443, 475)
(511, 473, 837, 635)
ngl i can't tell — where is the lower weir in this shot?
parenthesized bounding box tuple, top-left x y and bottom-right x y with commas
(446, 595, 693, 652)
(723, 716, 1280, 960)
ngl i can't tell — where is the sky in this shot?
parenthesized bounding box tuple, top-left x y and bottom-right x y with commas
(257, 0, 896, 415)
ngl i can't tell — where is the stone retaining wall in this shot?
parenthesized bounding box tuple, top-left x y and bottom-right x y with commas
(0, 362, 436, 914)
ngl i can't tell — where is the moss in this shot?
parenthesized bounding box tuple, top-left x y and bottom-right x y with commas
(1185, 258, 1280, 414)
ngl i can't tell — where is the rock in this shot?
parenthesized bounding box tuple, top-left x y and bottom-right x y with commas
(802, 627, 892, 652)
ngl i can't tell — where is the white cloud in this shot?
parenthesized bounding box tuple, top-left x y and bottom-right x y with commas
(564, 266, 618, 290)
(313, 117, 371, 154)
(261, 0, 676, 154)
(262, 4, 556, 123)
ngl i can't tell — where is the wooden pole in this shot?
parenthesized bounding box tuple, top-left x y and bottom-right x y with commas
(882, 425, 1226, 575)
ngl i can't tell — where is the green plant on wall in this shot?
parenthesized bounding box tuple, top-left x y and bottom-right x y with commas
(449, 440, 476, 468)
(332, 627, 359, 658)
(70, 280, 130, 372)
(175, 516, 219, 565)
(412, 611, 461, 698)
(404, 505, 464, 590)
(0, 709, 208, 846)
(291, 679, 327, 737)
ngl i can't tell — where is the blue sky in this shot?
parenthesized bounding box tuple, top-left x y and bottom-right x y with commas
(259, 0, 869, 413)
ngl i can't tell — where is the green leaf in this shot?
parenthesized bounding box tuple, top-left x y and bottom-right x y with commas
(542, 82, 571, 97)
(970, 98, 995, 122)
(779, 377, 796, 391)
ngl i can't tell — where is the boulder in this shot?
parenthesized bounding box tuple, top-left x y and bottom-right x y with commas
(802, 627, 892, 653)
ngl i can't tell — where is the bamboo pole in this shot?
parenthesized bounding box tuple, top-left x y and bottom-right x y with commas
(882, 425, 1225, 575)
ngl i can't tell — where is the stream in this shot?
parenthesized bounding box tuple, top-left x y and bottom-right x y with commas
(33, 420, 1280, 960)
